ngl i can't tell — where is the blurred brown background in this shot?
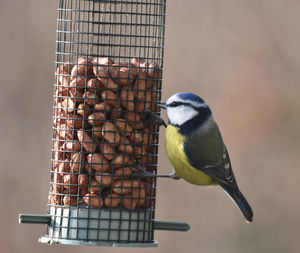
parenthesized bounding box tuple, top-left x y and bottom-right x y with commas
(1, 0, 300, 252)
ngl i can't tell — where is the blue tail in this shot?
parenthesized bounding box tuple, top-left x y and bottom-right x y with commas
(219, 182, 253, 223)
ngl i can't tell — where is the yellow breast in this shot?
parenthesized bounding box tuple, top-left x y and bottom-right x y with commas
(165, 125, 213, 186)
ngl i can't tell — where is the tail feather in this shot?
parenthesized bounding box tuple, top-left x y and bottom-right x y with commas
(219, 182, 253, 223)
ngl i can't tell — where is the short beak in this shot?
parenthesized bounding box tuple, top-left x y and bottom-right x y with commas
(159, 103, 167, 110)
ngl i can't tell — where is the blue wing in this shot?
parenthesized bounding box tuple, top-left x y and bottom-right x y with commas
(184, 122, 253, 222)
(183, 122, 236, 186)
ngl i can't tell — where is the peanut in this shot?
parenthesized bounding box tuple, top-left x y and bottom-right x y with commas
(83, 193, 103, 208)
(57, 124, 74, 140)
(52, 167, 63, 193)
(114, 167, 132, 179)
(64, 140, 81, 151)
(92, 57, 113, 79)
(133, 78, 147, 101)
(122, 194, 138, 210)
(56, 86, 68, 99)
(134, 146, 147, 158)
(100, 78, 118, 90)
(82, 90, 99, 106)
(109, 63, 134, 86)
(110, 105, 123, 120)
(151, 101, 159, 112)
(143, 128, 153, 146)
(115, 118, 133, 136)
(61, 98, 75, 113)
(141, 180, 155, 208)
(89, 179, 101, 194)
(56, 63, 73, 86)
(133, 188, 146, 207)
(99, 142, 114, 160)
(69, 76, 88, 90)
(56, 63, 74, 75)
(56, 72, 70, 87)
(118, 135, 133, 154)
(63, 174, 78, 186)
(84, 163, 93, 174)
(55, 103, 65, 121)
(94, 102, 112, 112)
(87, 78, 101, 89)
(135, 91, 151, 112)
(58, 160, 71, 173)
(130, 131, 143, 144)
(77, 130, 96, 153)
(66, 114, 83, 129)
(69, 89, 84, 103)
(101, 90, 117, 107)
(78, 174, 89, 195)
(102, 122, 120, 144)
(71, 152, 85, 173)
(141, 154, 156, 168)
(71, 57, 94, 79)
(104, 194, 121, 208)
(87, 153, 110, 172)
(112, 180, 133, 195)
(53, 144, 64, 168)
(130, 57, 146, 68)
(49, 194, 62, 205)
(95, 172, 113, 187)
(132, 180, 146, 206)
(63, 195, 78, 206)
(120, 180, 146, 209)
(63, 174, 78, 194)
(111, 153, 130, 168)
(88, 112, 105, 126)
(77, 103, 92, 118)
(123, 112, 143, 130)
(143, 180, 154, 195)
(141, 198, 154, 209)
(92, 126, 103, 139)
(146, 62, 162, 79)
(120, 89, 135, 111)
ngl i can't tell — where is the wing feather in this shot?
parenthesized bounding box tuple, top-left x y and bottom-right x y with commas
(184, 122, 236, 186)
(183, 121, 253, 222)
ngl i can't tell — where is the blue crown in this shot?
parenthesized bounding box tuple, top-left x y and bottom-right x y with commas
(177, 92, 205, 104)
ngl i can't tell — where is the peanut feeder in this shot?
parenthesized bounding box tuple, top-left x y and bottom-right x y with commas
(19, 0, 189, 247)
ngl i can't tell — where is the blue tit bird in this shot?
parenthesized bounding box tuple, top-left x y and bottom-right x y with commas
(160, 92, 253, 223)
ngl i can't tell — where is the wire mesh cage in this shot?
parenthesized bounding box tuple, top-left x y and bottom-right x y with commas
(19, 0, 189, 247)
(48, 0, 164, 246)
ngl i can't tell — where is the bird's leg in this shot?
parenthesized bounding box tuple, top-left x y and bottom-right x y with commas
(142, 109, 167, 128)
(132, 165, 181, 180)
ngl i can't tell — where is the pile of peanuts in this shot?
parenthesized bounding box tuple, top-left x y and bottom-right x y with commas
(49, 56, 162, 210)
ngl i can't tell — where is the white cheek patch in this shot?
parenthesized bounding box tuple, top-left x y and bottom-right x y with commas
(167, 106, 198, 126)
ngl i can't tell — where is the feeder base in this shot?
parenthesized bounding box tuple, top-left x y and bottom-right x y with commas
(39, 236, 158, 247)
(43, 206, 155, 246)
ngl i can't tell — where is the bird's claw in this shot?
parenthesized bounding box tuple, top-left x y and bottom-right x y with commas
(143, 109, 167, 128)
(132, 166, 155, 178)
(168, 170, 181, 180)
(131, 166, 181, 180)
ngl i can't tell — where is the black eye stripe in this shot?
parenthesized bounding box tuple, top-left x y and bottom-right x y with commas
(167, 101, 207, 113)
(168, 101, 187, 107)
(167, 101, 200, 110)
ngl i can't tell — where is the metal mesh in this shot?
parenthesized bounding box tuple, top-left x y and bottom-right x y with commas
(47, 0, 166, 245)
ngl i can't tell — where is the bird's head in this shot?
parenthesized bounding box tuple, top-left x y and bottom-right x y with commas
(160, 92, 212, 131)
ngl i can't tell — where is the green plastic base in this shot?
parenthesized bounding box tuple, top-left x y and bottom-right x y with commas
(39, 236, 158, 247)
